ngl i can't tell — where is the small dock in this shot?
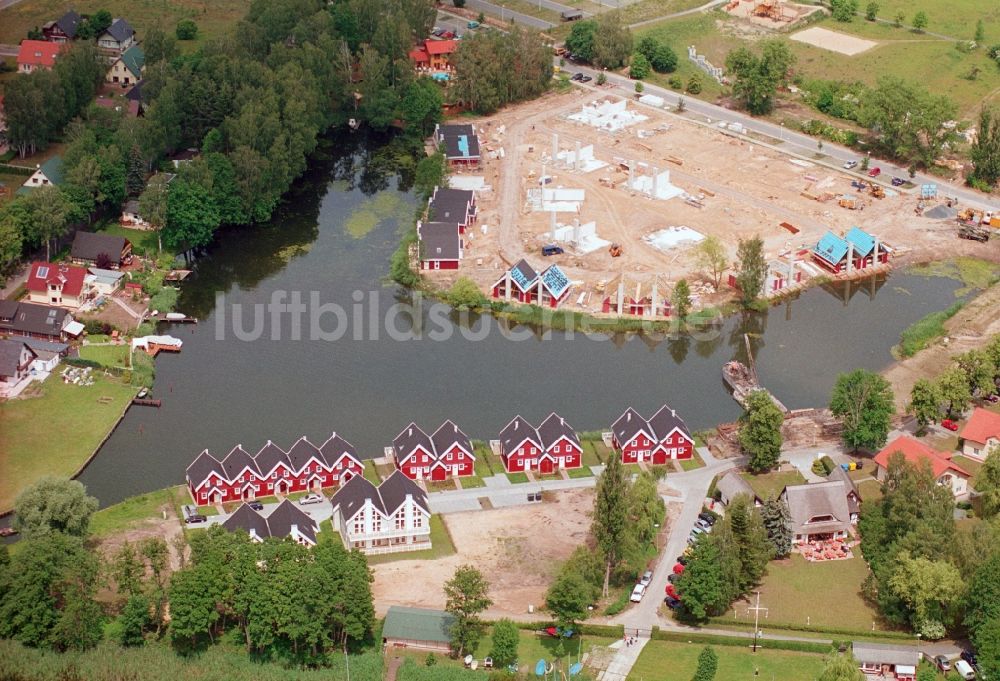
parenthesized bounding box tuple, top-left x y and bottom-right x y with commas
(156, 314, 198, 323)
(132, 398, 162, 407)
(723, 334, 789, 414)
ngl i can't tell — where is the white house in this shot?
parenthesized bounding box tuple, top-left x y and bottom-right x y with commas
(329, 470, 431, 555)
(97, 18, 135, 53)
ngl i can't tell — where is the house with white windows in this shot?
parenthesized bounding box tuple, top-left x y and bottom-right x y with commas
(392, 420, 476, 481)
(329, 471, 431, 555)
(222, 499, 319, 546)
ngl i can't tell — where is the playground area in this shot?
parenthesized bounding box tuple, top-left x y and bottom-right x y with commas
(723, 0, 823, 28)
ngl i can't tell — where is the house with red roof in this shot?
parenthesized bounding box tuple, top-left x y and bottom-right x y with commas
(409, 39, 458, 71)
(25, 262, 90, 309)
(959, 407, 1000, 460)
(17, 40, 63, 73)
(873, 435, 970, 497)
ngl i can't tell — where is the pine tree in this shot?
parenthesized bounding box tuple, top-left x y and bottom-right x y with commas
(593, 453, 629, 597)
(760, 495, 792, 557)
(726, 495, 773, 590)
(126, 144, 147, 196)
(691, 646, 718, 681)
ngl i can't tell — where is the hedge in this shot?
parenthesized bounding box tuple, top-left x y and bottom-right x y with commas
(703, 617, 915, 641)
(650, 627, 835, 654)
(0, 163, 34, 176)
(65, 357, 103, 369)
(511, 621, 624, 638)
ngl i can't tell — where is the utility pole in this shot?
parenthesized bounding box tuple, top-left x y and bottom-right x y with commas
(746, 590, 768, 653)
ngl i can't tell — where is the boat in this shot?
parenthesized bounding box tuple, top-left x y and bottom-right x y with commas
(136, 388, 149, 399)
(0, 527, 17, 538)
(722, 335, 788, 413)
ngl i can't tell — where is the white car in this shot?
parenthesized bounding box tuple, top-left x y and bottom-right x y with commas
(954, 659, 976, 680)
(630, 584, 646, 603)
(843, 160, 858, 169)
(639, 570, 653, 587)
(298, 493, 324, 505)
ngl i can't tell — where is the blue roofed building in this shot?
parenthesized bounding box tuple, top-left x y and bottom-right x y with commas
(434, 123, 481, 168)
(538, 264, 572, 308)
(492, 259, 539, 303)
(812, 228, 889, 274)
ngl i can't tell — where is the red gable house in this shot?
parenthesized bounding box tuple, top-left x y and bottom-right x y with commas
(17, 40, 62, 73)
(26, 262, 89, 309)
(392, 420, 476, 481)
(499, 415, 546, 473)
(611, 407, 657, 464)
(393, 423, 436, 480)
(960, 407, 1000, 460)
(409, 39, 458, 71)
(492, 259, 539, 303)
(186, 433, 363, 504)
(873, 435, 971, 498)
(612, 405, 693, 463)
(536, 412, 582, 469)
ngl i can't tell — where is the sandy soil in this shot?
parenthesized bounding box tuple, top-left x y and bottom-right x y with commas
(94, 499, 187, 576)
(373, 488, 597, 618)
(790, 27, 878, 55)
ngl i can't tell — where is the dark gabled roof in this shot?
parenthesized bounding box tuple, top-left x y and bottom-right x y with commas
(430, 420, 472, 458)
(379, 470, 429, 515)
(102, 17, 134, 43)
(393, 422, 434, 462)
(220, 445, 260, 481)
(55, 10, 82, 38)
(417, 222, 461, 261)
(318, 432, 359, 467)
(330, 474, 383, 521)
(71, 231, 129, 262)
(254, 440, 290, 476)
(537, 412, 580, 450)
(1, 302, 69, 337)
(437, 123, 480, 160)
(222, 503, 270, 539)
(186, 449, 225, 486)
(286, 436, 324, 473)
(611, 407, 652, 448)
(509, 259, 538, 292)
(428, 188, 473, 223)
(647, 404, 692, 443)
(499, 415, 540, 452)
(124, 80, 144, 102)
(0, 339, 36, 376)
(0, 299, 18, 321)
(265, 499, 318, 544)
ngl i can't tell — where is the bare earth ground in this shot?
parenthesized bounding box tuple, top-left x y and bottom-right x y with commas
(790, 27, 878, 55)
(430, 89, 1000, 314)
(93, 501, 186, 574)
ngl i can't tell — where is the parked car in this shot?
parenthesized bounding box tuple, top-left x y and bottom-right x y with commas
(542, 244, 565, 256)
(440, 30, 455, 39)
(571, 73, 584, 81)
(935, 655, 952, 673)
(942, 419, 960, 431)
(891, 176, 905, 186)
(868, 166, 882, 177)
(954, 659, 976, 680)
(664, 596, 681, 609)
(630, 584, 646, 603)
(185, 513, 207, 524)
(690, 525, 705, 536)
(695, 518, 712, 530)
(639, 570, 653, 587)
(667, 573, 680, 584)
(843, 160, 858, 169)
(676, 555, 689, 565)
(299, 493, 324, 505)
(672, 563, 685, 574)
(247, 500, 264, 511)
(698, 512, 717, 525)
(580, 75, 592, 83)
(987, 394, 999, 403)
(467, 20, 480, 29)
(961, 650, 979, 667)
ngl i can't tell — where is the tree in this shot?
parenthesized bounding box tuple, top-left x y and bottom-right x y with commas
(974, 616, 1000, 681)
(725, 40, 795, 115)
(759, 495, 792, 557)
(692, 646, 718, 681)
(168, 564, 219, 648)
(672, 279, 692, 320)
(740, 390, 784, 473)
(976, 19, 986, 43)
(696, 235, 728, 290)
(829, 369, 895, 452)
(957, 349, 996, 397)
(489, 619, 520, 668)
(912, 11, 928, 32)
(112, 542, 145, 599)
(175, 19, 198, 40)
(19, 186, 71, 260)
(447, 277, 486, 308)
(591, 12, 632, 69)
(636, 36, 677, 73)
(444, 565, 492, 657)
(858, 77, 957, 166)
(865, 2, 879, 21)
(630, 53, 650, 80)
(676, 536, 730, 619)
(818, 652, 865, 681)
(936, 365, 971, 417)
(119, 594, 151, 647)
(735, 235, 766, 306)
(144, 23, 178, 65)
(414, 152, 447, 201)
(399, 78, 444, 138)
(974, 446, 1000, 518)
(909, 378, 942, 428)
(970, 107, 1000, 188)
(13, 477, 98, 539)
(725, 494, 772, 590)
(830, 0, 858, 22)
(596, 71, 607, 85)
(592, 453, 629, 596)
(451, 27, 552, 114)
(687, 74, 702, 95)
(894, 12, 904, 27)
(635, 81, 644, 95)
(138, 172, 170, 252)
(887, 551, 964, 637)
(126, 144, 146, 196)
(565, 20, 598, 63)
(966, 550, 1000, 636)
(164, 177, 220, 251)
(545, 569, 591, 630)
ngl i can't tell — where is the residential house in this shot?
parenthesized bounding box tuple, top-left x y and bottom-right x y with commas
(498, 415, 547, 474)
(42, 10, 82, 42)
(715, 470, 758, 506)
(960, 407, 1000, 460)
(25, 262, 90, 309)
(646, 404, 695, 462)
(536, 264, 572, 309)
(0, 339, 37, 388)
(611, 405, 694, 464)
(826, 465, 862, 523)
(434, 123, 481, 167)
(873, 435, 970, 498)
(492, 259, 539, 303)
(416, 221, 462, 270)
(392, 420, 475, 481)
(393, 423, 436, 480)
(851, 641, 919, 681)
(186, 433, 364, 504)
(71, 231, 132, 268)
(382, 606, 455, 653)
(409, 39, 458, 72)
(427, 187, 476, 232)
(536, 412, 583, 470)
(329, 471, 431, 555)
(811, 227, 889, 274)
(106, 45, 144, 87)
(222, 499, 319, 546)
(87, 267, 125, 296)
(781, 480, 853, 544)
(124, 81, 145, 116)
(169, 148, 200, 168)
(121, 200, 152, 229)
(20, 338, 68, 373)
(97, 18, 135, 54)
(0, 301, 79, 341)
(611, 407, 656, 464)
(17, 157, 65, 195)
(17, 40, 62, 73)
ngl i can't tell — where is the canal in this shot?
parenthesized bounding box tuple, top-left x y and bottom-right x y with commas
(78, 133, 963, 507)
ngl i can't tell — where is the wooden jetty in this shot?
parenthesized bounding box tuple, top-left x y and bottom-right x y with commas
(722, 334, 789, 413)
(132, 398, 162, 407)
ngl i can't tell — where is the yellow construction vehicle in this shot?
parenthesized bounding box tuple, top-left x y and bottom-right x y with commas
(609, 243, 623, 257)
(870, 185, 884, 199)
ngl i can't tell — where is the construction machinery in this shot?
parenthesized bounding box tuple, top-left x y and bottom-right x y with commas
(958, 208, 985, 226)
(838, 194, 860, 210)
(959, 225, 990, 243)
(870, 184, 885, 199)
(609, 243, 623, 257)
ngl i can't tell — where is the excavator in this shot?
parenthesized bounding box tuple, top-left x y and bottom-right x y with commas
(609, 243, 623, 257)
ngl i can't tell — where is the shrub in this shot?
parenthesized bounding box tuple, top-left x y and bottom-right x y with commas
(148, 287, 178, 314)
(390, 231, 420, 288)
(668, 76, 683, 89)
(447, 277, 486, 308)
(687, 74, 702, 94)
(65, 357, 102, 369)
(83, 319, 113, 335)
(175, 19, 197, 40)
(630, 53, 650, 80)
(811, 459, 826, 475)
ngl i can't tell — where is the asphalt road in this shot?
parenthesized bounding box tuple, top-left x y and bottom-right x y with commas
(0, 43, 18, 58)
(462, 0, 556, 29)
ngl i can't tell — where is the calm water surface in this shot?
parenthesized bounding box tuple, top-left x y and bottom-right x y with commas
(78, 134, 962, 507)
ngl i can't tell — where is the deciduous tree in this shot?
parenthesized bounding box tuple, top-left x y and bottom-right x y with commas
(735, 235, 766, 306)
(818, 652, 865, 681)
(676, 536, 729, 620)
(592, 453, 629, 596)
(545, 569, 592, 630)
(696, 235, 728, 290)
(909, 378, 942, 427)
(489, 619, 520, 668)
(739, 390, 784, 473)
(725, 41, 794, 115)
(912, 11, 928, 31)
(13, 477, 98, 539)
(887, 551, 964, 637)
(672, 279, 692, 320)
(829, 369, 895, 452)
(974, 446, 1000, 518)
(970, 107, 1000, 189)
(444, 565, 492, 657)
(592, 12, 632, 69)
(936, 365, 972, 417)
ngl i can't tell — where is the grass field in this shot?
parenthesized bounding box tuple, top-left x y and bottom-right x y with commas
(581, 439, 609, 466)
(98, 222, 162, 258)
(363, 459, 382, 484)
(863, 0, 1000, 42)
(952, 454, 983, 477)
(366, 514, 455, 565)
(627, 639, 825, 681)
(567, 465, 594, 478)
(0, 372, 135, 510)
(858, 478, 883, 502)
(725, 553, 885, 632)
(79, 343, 131, 368)
(507, 471, 530, 484)
(0, 0, 250, 49)
(740, 469, 806, 501)
(679, 451, 704, 471)
(89, 485, 188, 537)
(460, 474, 486, 489)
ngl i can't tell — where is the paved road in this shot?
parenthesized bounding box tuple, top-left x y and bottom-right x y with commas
(463, 0, 557, 29)
(0, 43, 18, 58)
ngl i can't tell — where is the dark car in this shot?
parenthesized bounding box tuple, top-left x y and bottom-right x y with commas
(185, 514, 207, 524)
(891, 176, 905, 186)
(676, 555, 689, 566)
(580, 75, 592, 83)
(664, 596, 681, 609)
(961, 650, 978, 667)
(698, 512, 717, 525)
(542, 244, 565, 256)
(571, 73, 584, 82)
(247, 500, 264, 511)
(667, 573, 680, 584)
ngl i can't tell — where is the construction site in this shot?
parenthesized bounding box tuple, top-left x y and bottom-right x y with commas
(722, 0, 823, 28)
(428, 89, 998, 319)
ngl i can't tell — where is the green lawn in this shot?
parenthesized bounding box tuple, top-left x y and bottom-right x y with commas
(860, 0, 998, 43)
(953, 454, 983, 477)
(0, 372, 135, 510)
(473, 447, 495, 478)
(367, 514, 456, 565)
(724, 553, 887, 632)
(628, 639, 825, 681)
(581, 439, 610, 466)
(567, 465, 594, 478)
(858, 478, 883, 502)
(740, 470, 806, 501)
(507, 471, 530, 484)
(427, 478, 457, 492)
(79, 344, 132, 368)
(679, 451, 705, 472)
(89, 485, 188, 537)
(460, 474, 486, 489)
(363, 459, 382, 484)
(97, 222, 165, 259)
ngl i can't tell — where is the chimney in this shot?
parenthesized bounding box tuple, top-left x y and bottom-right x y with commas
(560, 416, 565, 426)
(408, 426, 413, 437)
(514, 419, 519, 431)
(627, 411, 632, 423)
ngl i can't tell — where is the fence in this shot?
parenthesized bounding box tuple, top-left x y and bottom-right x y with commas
(687, 45, 725, 84)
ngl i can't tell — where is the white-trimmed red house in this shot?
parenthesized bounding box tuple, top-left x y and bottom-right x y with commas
(492, 260, 539, 303)
(536, 412, 582, 469)
(393, 423, 437, 480)
(611, 407, 657, 463)
(25, 262, 91, 309)
(319, 433, 365, 485)
(429, 420, 475, 480)
(499, 415, 550, 473)
(417, 221, 462, 270)
(536, 265, 572, 309)
(427, 187, 476, 233)
(873, 435, 971, 498)
(647, 404, 694, 462)
(17, 40, 62, 73)
(959, 407, 1000, 460)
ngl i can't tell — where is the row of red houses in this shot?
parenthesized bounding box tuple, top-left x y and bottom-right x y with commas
(417, 187, 477, 270)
